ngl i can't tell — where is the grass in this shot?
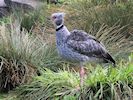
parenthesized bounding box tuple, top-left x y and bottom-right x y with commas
(17, 54, 133, 100)
(0, 93, 17, 100)
(68, 0, 133, 37)
(91, 24, 133, 59)
(9, 3, 48, 32)
(0, 20, 62, 92)
(0, 22, 37, 91)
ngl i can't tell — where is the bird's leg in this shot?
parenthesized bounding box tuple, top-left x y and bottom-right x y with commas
(80, 66, 85, 87)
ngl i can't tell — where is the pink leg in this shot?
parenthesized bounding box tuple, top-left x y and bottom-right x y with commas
(80, 67, 85, 87)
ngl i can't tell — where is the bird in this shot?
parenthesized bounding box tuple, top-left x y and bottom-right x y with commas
(51, 12, 116, 87)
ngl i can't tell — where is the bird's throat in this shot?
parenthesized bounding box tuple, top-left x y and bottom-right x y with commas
(56, 25, 71, 44)
(56, 25, 64, 31)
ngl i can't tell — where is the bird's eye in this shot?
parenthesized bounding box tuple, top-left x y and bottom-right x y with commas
(53, 16, 57, 19)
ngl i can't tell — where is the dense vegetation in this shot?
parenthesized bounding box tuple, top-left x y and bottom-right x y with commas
(0, 0, 133, 100)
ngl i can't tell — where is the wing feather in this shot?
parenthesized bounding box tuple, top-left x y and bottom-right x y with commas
(66, 30, 105, 57)
(66, 30, 115, 65)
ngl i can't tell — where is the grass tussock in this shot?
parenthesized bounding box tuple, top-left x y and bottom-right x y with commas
(20, 5, 48, 32)
(17, 55, 133, 100)
(0, 21, 62, 92)
(0, 9, 67, 90)
(91, 24, 133, 59)
(0, 22, 38, 91)
(68, 0, 133, 37)
(0, 56, 36, 92)
(11, 3, 48, 32)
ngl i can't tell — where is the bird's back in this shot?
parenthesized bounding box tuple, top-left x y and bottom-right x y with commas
(66, 29, 115, 65)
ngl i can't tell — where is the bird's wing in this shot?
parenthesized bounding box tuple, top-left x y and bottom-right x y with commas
(66, 30, 115, 64)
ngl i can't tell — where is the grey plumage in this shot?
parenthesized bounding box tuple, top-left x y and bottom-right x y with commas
(66, 30, 115, 64)
(56, 28, 115, 65)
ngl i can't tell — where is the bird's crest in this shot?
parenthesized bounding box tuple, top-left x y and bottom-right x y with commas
(51, 12, 65, 19)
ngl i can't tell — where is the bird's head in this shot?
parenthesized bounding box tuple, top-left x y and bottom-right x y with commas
(51, 12, 65, 28)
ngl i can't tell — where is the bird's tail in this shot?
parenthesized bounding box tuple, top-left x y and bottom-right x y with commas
(104, 53, 116, 67)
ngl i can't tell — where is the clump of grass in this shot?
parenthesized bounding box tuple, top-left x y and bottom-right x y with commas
(0, 7, 11, 19)
(91, 24, 133, 59)
(21, 5, 48, 32)
(17, 54, 133, 100)
(0, 21, 62, 92)
(0, 22, 37, 92)
(17, 68, 79, 100)
(0, 56, 36, 92)
(11, 3, 48, 32)
(68, 0, 133, 36)
(83, 56, 133, 99)
(0, 17, 10, 25)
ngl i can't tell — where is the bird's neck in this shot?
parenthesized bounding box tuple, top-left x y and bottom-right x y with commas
(56, 25, 70, 43)
(56, 24, 63, 30)
(56, 24, 64, 31)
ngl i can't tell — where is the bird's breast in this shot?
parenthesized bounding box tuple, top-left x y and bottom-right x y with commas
(56, 43, 91, 63)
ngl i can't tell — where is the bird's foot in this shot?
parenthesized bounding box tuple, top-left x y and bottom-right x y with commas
(80, 67, 85, 87)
